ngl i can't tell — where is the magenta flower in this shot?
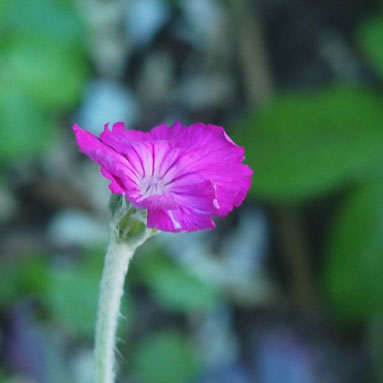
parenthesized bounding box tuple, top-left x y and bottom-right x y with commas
(74, 121, 252, 232)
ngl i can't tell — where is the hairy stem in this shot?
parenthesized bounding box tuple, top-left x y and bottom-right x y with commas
(94, 233, 133, 383)
(94, 225, 153, 383)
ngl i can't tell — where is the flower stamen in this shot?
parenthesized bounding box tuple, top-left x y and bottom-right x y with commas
(140, 176, 167, 197)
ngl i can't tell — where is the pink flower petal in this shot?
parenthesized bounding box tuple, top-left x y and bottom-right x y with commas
(147, 207, 215, 232)
(73, 121, 253, 233)
(156, 123, 253, 217)
(73, 124, 141, 194)
(100, 168, 125, 194)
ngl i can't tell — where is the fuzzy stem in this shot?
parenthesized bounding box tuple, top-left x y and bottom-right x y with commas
(94, 233, 132, 383)
(94, 225, 152, 383)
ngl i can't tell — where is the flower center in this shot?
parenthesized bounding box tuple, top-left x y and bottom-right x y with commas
(140, 176, 167, 197)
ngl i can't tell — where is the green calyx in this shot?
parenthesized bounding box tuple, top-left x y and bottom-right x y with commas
(108, 194, 159, 247)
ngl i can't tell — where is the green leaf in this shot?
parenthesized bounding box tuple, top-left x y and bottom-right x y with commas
(357, 17, 383, 76)
(234, 86, 383, 202)
(137, 253, 220, 312)
(0, 35, 87, 109)
(0, 89, 53, 162)
(132, 330, 199, 383)
(324, 182, 383, 322)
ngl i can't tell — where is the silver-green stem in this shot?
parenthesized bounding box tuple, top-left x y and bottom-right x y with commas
(94, 224, 153, 383)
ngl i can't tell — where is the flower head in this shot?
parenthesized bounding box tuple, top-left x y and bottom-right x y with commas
(74, 121, 252, 232)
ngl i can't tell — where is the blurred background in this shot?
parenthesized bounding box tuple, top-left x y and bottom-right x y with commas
(0, 0, 382, 382)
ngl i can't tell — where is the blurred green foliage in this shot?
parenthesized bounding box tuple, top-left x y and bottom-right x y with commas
(357, 16, 383, 77)
(43, 249, 134, 339)
(0, 254, 50, 307)
(0, 0, 87, 164)
(44, 261, 101, 338)
(324, 182, 383, 321)
(235, 86, 383, 202)
(0, 370, 8, 382)
(135, 249, 221, 313)
(2, 35, 87, 108)
(132, 330, 199, 383)
(0, 89, 53, 161)
(1, 0, 84, 45)
(235, 83, 383, 324)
